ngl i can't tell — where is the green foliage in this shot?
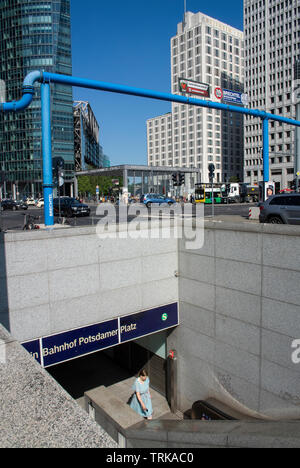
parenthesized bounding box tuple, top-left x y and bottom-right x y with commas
(77, 175, 122, 196)
(77, 176, 93, 195)
(229, 176, 240, 183)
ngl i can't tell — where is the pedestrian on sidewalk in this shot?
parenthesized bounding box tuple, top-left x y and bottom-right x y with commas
(129, 369, 153, 420)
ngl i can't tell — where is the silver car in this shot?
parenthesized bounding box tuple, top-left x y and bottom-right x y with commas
(259, 193, 300, 225)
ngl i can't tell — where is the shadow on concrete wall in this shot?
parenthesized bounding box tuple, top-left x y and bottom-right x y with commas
(48, 351, 136, 400)
(0, 231, 9, 332)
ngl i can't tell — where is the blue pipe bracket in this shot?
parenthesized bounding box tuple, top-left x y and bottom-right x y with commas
(1, 70, 300, 226)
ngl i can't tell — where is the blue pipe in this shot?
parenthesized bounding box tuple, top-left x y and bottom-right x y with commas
(40, 81, 54, 227)
(42, 72, 300, 127)
(1, 70, 300, 225)
(263, 118, 270, 184)
(0, 71, 41, 112)
(1, 69, 300, 127)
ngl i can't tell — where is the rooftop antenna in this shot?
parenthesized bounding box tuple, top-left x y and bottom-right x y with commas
(183, 0, 187, 29)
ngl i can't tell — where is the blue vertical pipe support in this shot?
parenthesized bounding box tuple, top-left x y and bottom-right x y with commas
(262, 117, 270, 200)
(41, 81, 54, 227)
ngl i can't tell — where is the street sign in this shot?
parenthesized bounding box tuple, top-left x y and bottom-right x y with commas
(214, 87, 223, 100)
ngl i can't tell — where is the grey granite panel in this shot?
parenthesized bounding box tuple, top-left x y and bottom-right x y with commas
(216, 287, 261, 326)
(216, 314, 260, 356)
(263, 266, 300, 306)
(215, 230, 262, 264)
(179, 278, 215, 312)
(179, 251, 215, 284)
(7, 272, 49, 311)
(216, 258, 261, 296)
(49, 264, 100, 302)
(179, 302, 215, 338)
(262, 297, 300, 337)
(262, 234, 300, 271)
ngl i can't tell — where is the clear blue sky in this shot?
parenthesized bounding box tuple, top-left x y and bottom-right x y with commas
(71, 0, 244, 166)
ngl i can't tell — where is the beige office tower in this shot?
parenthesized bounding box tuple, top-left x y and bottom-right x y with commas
(244, 0, 300, 191)
(147, 11, 245, 184)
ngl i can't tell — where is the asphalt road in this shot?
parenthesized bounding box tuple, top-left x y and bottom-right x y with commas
(0, 202, 255, 232)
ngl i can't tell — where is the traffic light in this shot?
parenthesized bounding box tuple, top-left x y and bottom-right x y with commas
(52, 157, 65, 187)
(291, 178, 300, 192)
(172, 172, 185, 187)
(179, 173, 185, 187)
(208, 164, 215, 183)
(58, 167, 65, 187)
(172, 173, 178, 186)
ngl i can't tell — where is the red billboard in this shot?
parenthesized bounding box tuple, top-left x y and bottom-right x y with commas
(179, 78, 210, 98)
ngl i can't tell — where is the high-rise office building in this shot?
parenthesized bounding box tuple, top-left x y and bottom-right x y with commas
(74, 101, 101, 172)
(244, 0, 300, 191)
(74, 101, 111, 173)
(147, 11, 245, 184)
(0, 0, 74, 199)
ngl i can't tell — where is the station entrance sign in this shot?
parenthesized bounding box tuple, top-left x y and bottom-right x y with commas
(22, 303, 179, 368)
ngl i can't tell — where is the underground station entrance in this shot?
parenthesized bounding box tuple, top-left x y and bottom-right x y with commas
(48, 330, 169, 401)
(22, 303, 182, 441)
(46, 329, 178, 433)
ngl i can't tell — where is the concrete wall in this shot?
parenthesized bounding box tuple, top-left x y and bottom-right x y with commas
(1, 220, 300, 422)
(0, 224, 178, 343)
(167, 221, 300, 421)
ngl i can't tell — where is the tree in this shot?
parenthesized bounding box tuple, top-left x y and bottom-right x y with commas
(229, 176, 240, 183)
(77, 175, 123, 197)
(78, 176, 93, 196)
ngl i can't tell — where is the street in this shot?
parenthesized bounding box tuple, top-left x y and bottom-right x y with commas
(0, 202, 256, 232)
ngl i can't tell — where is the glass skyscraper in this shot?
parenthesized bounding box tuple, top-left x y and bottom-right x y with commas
(0, 0, 74, 198)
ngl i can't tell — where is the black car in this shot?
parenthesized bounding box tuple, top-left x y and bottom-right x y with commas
(53, 197, 90, 217)
(1, 199, 28, 211)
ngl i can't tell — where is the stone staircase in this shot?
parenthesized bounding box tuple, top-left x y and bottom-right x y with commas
(84, 373, 181, 427)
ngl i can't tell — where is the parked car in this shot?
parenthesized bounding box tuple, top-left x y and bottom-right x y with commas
(36, 198, 44, 208)
(259, 193, 300, 225)
(53, 197, 90, 217)
(15, 200, 29, 211)
(1, 199, 28, 211)
(140, 194, 176, 208)
(26, 198, 36, 207)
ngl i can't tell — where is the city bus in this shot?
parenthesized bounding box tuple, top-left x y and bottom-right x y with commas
(194, 183, 223, 204)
